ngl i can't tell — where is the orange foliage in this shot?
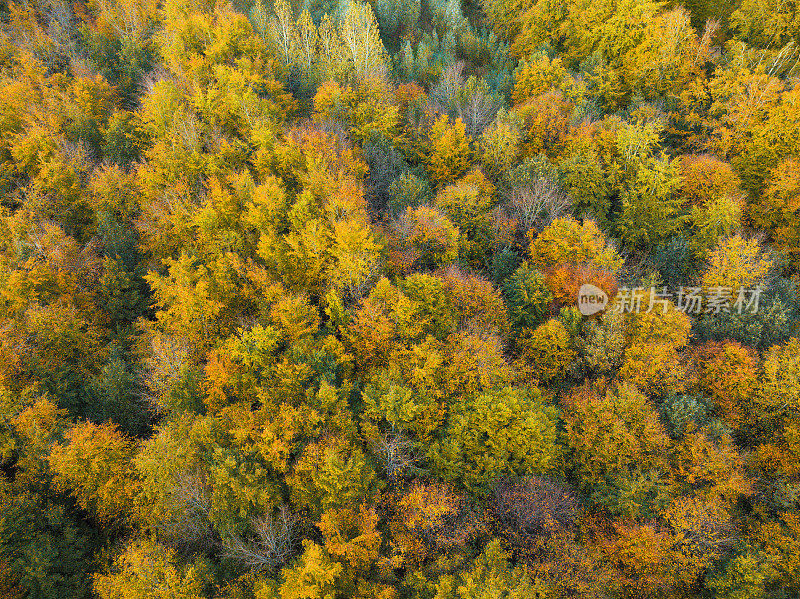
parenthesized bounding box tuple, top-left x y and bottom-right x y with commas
(678, 154, 741, 207)
(436, 265, 509, 336)
(516, 91, 574, 157)
(690, 341, 758, 428)
(544, 263, 618, 309)
(318, 503, 382, 571)
(387, 481, 482, 568)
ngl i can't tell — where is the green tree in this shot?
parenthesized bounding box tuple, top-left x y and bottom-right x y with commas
(430, 387, 560, 494)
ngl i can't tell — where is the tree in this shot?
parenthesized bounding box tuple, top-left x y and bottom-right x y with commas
(701, 235, 773, 293)
(317, 503, 381, 572)
(686, 192, 743, 259)
(312, 81, 400, 143)
(388, 481, 481, 568)
(529, 216, 623, 274)
(678, 154, 741, 207)
(338, 0, 389, 82)
(578, 311, 626, 375)
(445, 331, 515, 396)
(615, 154, 684, 251)
(432, 538, 539, 599)
(512, 54, 569, 105)
(93, 538, 210, 599)
(489, 476, 580, 563)
(672, 427, 751, 506)
(544, 262, 619, 309)
(691, 341, 757, 429)
(627, 300, 691, 350)
(288, 435, 380, 520)
(222, 505, 301, 572)
(0, 482, 98, 599)
(618, 342, 688, 397)
(751, 157, 800, 268)
(134, 414, 216, 550)
(49, 421, 141, 526)
(438, 266, 510, 336)
(431, 66, 503, 138)
(388, 206, 459, 273)
(374, 0, 420, 38)
(731, 0, 800, 47)
(516, 91, 573, 156)
(278, 540, 343, 599)
(664, 495, 738, 577)
(561, 380, 670, 515)
(503, 262, 553, 333)
(735, 87, 800, 197)
(479, 109, 523, 180)
(429, 386, 560, 494)
(427, 115, 472, 188)
(558, 138, 611, 224)
(8, 397, 68, 485)
(434, 169, 497, 268)
(517, 319, 576, 384)
(755, 337, 800, 430)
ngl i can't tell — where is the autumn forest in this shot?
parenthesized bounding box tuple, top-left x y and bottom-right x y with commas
(0, 0, 799, 596)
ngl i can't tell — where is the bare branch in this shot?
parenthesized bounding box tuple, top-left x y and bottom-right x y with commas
(221, 505, 300, 571)
(505, 176, 573, 233)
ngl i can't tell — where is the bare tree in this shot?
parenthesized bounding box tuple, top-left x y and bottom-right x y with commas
(505, 176, 573, 233)
(159, 470, 216, 551)
(456, 85, 501, 138)
(221, 505, 300, 571)
(429, 62, 465, 112)
(490, 476, 580, 550)
(429, 62, 501, 137)
(369, 430, 418, 482)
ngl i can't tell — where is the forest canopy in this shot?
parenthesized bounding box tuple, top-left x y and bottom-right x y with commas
(0, 0, 800, 596)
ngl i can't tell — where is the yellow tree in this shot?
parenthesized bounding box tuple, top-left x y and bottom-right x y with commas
(49, 421, 141, 526)
(701, 234, 773, 293)
(338, 0, 389, 82)
(751, 157, 800, 268)
(94, 538, 209, 599)
(426, 115, 472, 188)
(529, 216, 623, 273)
(517, 319, 576, 385)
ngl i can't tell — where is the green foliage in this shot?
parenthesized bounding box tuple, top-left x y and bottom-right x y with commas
(503, 262, 553, 332)
(289, 436, 380, 520)
(387, 171, 431, 216)
(88, 358, 150, 436)
(615, 154, 683, 251)
(374, 0, 420, 39)
(430, 386, 560, 494)
(659, 394, 710, 438)
(0, 482, 98, 599)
